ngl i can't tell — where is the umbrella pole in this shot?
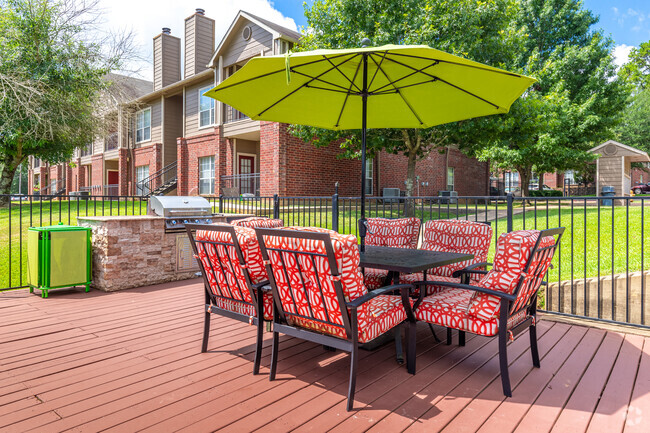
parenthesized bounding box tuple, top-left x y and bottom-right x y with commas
(359, 53, 368, 252)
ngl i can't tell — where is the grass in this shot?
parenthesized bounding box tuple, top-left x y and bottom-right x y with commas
(3, 197, 649, 295)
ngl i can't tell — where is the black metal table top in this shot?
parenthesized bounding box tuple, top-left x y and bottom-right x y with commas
(359, 246, 474, 274)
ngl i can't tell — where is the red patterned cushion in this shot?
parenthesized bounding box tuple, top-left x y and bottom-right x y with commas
(420, 219, 492, 278)
(232, 217, 284, 229)
(399, 274, 459, 295)
(468, 230, 555, 321)
(214, 292, 273, 321)
(262, 227, 407, 343)
(365, 217, 421, 249)
(195, 226, 267, 303)
(363, 268, 389, 291)
(415, 288, 529, 337)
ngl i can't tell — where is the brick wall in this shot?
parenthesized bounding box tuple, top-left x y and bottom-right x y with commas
(91, 155, 104, 195)
(132, 143, 163, 193)
(543, 172, 564, 189)
(176, 129, 220, 196)
(378, 147, 488, 196)
(118, 149, 129, 195)
(632, 167, 649, 186)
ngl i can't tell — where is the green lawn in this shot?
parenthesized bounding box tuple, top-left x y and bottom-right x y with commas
(3, 197, 649, 296)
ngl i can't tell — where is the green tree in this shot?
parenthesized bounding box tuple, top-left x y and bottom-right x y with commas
(613, 90, 650, 153)
(457, 0, 630, 196)
(0, 0, 133, 205)
(619, 41, 650, 89)
(292, 0, 525, 204)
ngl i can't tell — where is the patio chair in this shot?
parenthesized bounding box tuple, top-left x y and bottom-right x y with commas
(231, 216, 284, 229)
(399, 219, 492, 345)
(186, 223, 274, 375)
(407, 228, 564, 397)
(362, 217, 422, 291)
(255, 227, 415, 411)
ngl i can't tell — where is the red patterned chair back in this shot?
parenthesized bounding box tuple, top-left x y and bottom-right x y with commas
(365, 217, 421, 249)
(189, 224, 267, 315)
(468, 228, 563, 320)
(232, 216, 284, 229)
(256, 227, 367, 340)
(421, 219, 492, 277)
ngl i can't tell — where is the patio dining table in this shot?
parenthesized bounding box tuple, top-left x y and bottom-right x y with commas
(358, 246, 474, 360)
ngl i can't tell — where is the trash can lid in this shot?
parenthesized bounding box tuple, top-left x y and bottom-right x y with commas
(28, 224, 91, 232)
(602, 186, 615, 193)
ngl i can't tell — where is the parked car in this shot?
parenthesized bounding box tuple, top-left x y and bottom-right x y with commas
(633, 182, 650, 194)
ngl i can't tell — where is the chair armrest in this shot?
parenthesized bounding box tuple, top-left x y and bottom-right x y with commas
(347, 284, 414, 309)
(412, 280, 516, 302)
(451, 262, 492, 278)
(252, 280, 270, 290)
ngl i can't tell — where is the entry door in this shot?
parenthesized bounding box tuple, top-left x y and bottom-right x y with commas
(238, 155, 255, 195)
(107, 171, 119, 185)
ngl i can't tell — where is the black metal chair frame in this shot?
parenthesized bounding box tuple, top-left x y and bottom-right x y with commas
(185, 223, 270, 375)
(255, 227, 415, 411)
(407, 227, 565, 397)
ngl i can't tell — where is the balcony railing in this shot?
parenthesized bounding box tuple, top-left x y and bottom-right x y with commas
(224, 105, 249, 124)
(105, 132, 118, 151)
(80, 145, 93, 157)
(220, 173, 260, 196)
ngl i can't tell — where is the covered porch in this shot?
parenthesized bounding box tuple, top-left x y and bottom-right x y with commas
(1, 279, 648, 432)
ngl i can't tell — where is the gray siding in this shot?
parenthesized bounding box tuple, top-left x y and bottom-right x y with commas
(163, 95, 183, 167)
(185, 14, 215, 78)
(184, 79, 215, 137)
(599, 156, 623, 195)
(222, 20, 273, 67)
(153, 34, 181, 91)
(150, 101, 162, 144)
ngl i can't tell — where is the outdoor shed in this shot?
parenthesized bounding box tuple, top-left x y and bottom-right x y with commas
(589, 140, 650, 197)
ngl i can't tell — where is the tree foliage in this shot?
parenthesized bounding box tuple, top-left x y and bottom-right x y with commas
(0, 0, 135, 203)
(292, 0, 524, 202)
(613, 89, 650, 153)
(619, 41, 650, 90)
(457, 0, 630, 196)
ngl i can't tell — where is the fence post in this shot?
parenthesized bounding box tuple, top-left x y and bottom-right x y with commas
(218, 195, 223, 214)
(273, 194, 280, 219)
(506, 193, 513, 233)
(332, 192, 339, 233)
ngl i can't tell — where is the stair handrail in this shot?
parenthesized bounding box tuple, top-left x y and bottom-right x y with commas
(136, 161, 177, 196)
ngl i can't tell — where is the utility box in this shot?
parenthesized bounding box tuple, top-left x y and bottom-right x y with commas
(27, 224, 92, 298)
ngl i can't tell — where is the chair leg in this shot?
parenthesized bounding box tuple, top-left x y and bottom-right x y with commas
(347, 343, 358, 412)
(201, 309, 211, 353)
(394, 326, 404, 364)
(428, 323, 441, 342)
(446, 327, 452, 345)
(269, 329, 279, 381)
(253, 319, 264, 375)
(406, 321, 417, 375)
(458, 331, 466, 347)
(498, 327, 512, 397)
(530, 324, 540, 368)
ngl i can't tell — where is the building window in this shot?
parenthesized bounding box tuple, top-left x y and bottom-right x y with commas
(365, 158, 373, 195)
(135, 165, 150, 195)
(199, 156, 215, 195)
(447, 167, 455, 191)
(278, 39, 293, 54)
(135, 108, 151, 143)
(199, 86, 215, 127)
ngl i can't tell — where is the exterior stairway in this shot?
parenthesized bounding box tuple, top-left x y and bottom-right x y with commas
(137, 161, 177, 198)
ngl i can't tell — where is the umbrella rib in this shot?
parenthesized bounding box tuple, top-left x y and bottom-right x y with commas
(369, 55, 424, 126)
(335, 59, 363, 128)
(324, 56, 362, 92)
(383, 55, 502, 109)
(388, 52, 525, 78)
(290, 69, 356, 93)
(257, 55, 359, 117)
(370, 61, 439, 94)
(367, 51, 388, 90)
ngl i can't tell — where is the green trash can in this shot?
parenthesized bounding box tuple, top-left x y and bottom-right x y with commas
(27, 223, 92, 298)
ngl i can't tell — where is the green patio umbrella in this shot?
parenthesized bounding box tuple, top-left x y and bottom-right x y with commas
(205, 42, 535, 249)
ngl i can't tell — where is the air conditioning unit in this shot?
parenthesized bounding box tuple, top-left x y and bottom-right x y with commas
(382, 187, 401, 203)
(438, 190, 458, 204)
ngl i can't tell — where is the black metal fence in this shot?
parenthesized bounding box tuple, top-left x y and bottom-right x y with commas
(3, 192, 650, 330)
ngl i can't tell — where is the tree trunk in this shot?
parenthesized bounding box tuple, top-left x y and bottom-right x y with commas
(518, 167, 532, 198)
(0, 154, 22, 207)
(404, 151, 417, 217)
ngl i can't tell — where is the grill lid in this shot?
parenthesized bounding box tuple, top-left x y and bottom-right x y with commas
(148, 196, 212, 217)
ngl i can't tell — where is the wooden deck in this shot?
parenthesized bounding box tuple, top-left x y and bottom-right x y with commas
(1, 280, 649, 433)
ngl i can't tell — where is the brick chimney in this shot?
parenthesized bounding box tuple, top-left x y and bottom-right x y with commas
(153, 27, 181, 91)
(184, 8, 215, 78)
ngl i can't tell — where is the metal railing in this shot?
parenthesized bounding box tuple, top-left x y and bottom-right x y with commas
(3, 192, 650, 330)
(224, 105, 249, 123)
(136, 161, 177, 197)
(220, 173, 260, 196)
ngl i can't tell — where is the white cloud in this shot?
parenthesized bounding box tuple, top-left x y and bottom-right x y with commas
(96, 0, 298, 79)
(613, 44, 635, 69)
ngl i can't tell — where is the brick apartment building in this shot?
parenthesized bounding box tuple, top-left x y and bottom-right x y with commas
(28, 9, 489, 198)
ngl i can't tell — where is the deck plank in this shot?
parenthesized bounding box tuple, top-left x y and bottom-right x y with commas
(0, 281, 648, 432)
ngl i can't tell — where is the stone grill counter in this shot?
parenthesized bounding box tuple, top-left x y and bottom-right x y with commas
(77, 214, 251, 291)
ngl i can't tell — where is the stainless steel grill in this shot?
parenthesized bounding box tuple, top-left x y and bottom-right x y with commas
(148, 196, 214, 232)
